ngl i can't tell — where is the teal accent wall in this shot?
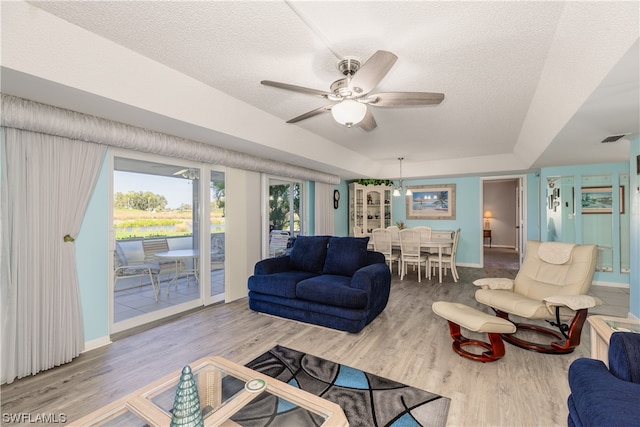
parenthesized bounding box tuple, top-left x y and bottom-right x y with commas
(539, 162, 630, 285)
(629, 136, 639, 317)
(392, 176, 482, 266)
(76, 153, 109, 341)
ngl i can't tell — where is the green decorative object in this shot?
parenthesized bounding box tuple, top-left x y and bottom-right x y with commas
(170, 365, 204, 427)
(353, 179, 394, 187)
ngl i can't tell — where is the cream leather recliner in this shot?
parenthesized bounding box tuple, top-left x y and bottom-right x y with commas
(475, 240, 600, 354)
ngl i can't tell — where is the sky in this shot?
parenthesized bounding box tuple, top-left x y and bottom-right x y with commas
(113, 171, 195, 209)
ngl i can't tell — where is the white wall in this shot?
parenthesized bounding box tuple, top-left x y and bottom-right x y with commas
(483, 180, 517, 248)
(224, 168, 261, 302)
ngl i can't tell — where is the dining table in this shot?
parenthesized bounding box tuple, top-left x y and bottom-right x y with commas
(389, 237, 454, 283)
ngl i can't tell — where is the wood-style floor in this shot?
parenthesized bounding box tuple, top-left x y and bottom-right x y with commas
(1, 265, 629, 427)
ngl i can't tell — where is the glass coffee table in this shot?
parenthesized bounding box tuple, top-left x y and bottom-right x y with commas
(73, 356, 348, 426)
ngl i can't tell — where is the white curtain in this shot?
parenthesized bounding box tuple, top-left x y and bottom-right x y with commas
(1, 128, 107, 384)
(314, 182, 336, 236)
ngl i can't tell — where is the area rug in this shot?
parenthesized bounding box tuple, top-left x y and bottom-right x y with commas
(235, 345, 450, 427)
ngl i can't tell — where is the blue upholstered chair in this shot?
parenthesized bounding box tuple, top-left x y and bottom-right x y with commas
(567, 332, 640, 427)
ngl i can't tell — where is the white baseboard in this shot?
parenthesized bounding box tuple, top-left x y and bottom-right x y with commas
(457, 262, 482, 268)
(592, 280, 629, 289)
(83, 336, 112, 352)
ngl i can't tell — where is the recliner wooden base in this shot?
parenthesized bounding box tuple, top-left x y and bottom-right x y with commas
(432, 301, 517, 363)
(446, 321, 507, 362)
(496, 309, 588, 354)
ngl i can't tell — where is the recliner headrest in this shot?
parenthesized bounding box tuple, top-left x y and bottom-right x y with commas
(538, 242, 576, 265)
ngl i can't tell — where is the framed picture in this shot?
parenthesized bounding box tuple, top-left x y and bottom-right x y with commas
(406, 184, 456, 219)
(581, 186, 624, 214)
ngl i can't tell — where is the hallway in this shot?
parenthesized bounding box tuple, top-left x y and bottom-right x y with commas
(484, 246, 520, 270)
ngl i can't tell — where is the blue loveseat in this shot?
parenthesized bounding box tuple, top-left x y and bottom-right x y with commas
(567, 331, 640, 427)
(248, 235, 391, 333)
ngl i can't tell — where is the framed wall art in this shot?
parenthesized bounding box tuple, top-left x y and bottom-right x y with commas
(406, 184, 456, 219)
(581, 186, 624, 214)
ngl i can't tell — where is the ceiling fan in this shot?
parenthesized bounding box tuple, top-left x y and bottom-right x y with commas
(261, 50, 444, 131)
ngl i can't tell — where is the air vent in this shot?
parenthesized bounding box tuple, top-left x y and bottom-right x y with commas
(601, 134, 627, 143)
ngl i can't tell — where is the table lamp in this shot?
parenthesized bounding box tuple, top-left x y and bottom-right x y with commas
(483, 210, 493, 230)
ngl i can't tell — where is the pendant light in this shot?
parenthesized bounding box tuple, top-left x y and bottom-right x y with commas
(393, 157, 412, 197)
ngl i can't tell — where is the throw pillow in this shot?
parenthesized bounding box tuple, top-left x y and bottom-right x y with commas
(290, 236, 331, 273)
(323, 237, 370, 277)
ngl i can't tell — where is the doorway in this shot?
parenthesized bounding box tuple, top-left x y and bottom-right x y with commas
(481, 176, 526, 269)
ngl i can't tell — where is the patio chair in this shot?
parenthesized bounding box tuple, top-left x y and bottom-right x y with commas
(142, 238, 183, 282)
(269, 230, 290, 257)
(210, 233, 225, 267)
(114, 242, 160, 301)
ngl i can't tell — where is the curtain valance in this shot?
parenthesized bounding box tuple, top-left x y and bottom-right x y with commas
(1, 94, 340, 185)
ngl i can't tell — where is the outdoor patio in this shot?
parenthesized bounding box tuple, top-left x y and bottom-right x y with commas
(114, 269, 224, 323)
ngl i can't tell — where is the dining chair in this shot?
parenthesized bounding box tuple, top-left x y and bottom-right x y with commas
(353, 226, 365, 237)
(428, 228, 460, 282)
(386, 225, 400, 242)
(413, 226, 433, 257)
(399, 228, 428, 282)
(372, 228, 400, 275)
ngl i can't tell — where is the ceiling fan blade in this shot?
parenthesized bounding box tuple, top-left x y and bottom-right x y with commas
(368, 92, 445, 107)
(261, 80, 332, 98)
(358, 109, 377, 131)
(286, 105, 333, 123)
(348, 50, 398, 95)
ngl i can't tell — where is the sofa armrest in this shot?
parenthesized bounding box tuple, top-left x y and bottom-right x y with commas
(351, 263, 391, 305)
(568, 358, 640, 427)
(609, 332, 640, 383)
(254, 256, 292, 275)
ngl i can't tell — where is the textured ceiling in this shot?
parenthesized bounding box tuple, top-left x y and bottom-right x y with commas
(3, 1, 639, 179)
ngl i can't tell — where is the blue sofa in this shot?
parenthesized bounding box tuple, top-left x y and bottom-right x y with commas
(567, 332, 640, 427)
(248, 235, 391, 333)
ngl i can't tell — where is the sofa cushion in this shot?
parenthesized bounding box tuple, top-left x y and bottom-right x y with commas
(296, 275, 368, 309)
(322, 237, 370, 277)
(290, 236, 330, 273)
(248, 271, 318, 298)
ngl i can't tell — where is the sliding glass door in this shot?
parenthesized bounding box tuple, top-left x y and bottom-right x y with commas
(111, 152, 225, 332)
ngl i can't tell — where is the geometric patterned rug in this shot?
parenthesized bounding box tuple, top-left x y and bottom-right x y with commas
(240, 345, 450, 427)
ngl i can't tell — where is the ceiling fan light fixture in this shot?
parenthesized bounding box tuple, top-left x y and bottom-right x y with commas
(331, 99, 367, 127)
(392, 188, 401, 197)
